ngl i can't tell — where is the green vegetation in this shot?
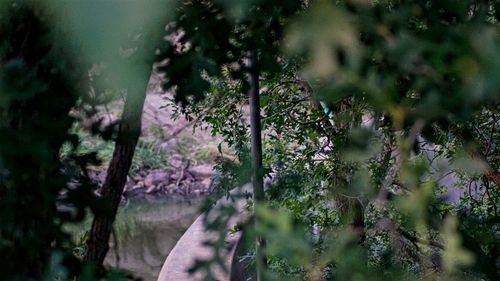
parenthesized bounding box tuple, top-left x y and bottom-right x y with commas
(0, 2, 100, 280)
(162, 1, 500, 280)
(0, 0, 499, 281)
(61, 127, 170, 177)
(131, 140, 170, 175)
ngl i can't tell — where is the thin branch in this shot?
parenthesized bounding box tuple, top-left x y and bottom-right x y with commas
(485, 112, 497, 155)
(297, 108, 333, 126)
(398, 228, 444, 250)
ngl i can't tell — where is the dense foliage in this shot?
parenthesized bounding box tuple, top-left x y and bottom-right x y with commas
(0, 2, 101, 280)
(0, 0, 498, 281)
(162, 0, 500, 280)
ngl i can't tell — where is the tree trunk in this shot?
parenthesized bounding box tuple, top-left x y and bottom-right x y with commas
(248, 49, 266, 281)
(84, 74, 150, 267)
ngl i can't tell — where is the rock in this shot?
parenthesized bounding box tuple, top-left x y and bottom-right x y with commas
(137, 169, 148, 178)
(123, 184, 132, 193)
(200, 178, 212, 190)
(123, 184, 146, 197)
(124, 175, 134, 189)
(144, 169, 169, 187)
(169, 154, 184, 168)
(188, 164, 215, 180)
(184, 172, 195, 181)
(165, 183, 177, 192)
(98, 172, 107, 184)
(146, 185, 160, 194)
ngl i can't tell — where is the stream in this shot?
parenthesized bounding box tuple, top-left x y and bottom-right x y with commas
(68, 197, 202, 281)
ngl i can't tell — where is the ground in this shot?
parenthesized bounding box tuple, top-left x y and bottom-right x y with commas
(79, 72, 231, 199)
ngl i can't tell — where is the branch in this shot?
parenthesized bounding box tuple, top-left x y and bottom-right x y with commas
(450, 125, 500, 189)
(293, 108, 332, 126)
(398, 228, 444, 250)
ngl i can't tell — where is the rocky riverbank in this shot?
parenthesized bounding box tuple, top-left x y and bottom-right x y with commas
(90, 162, 215, 199)
(85, 75, 228, 200)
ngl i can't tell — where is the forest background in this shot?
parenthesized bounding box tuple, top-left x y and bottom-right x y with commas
(0, 0, 498, 281)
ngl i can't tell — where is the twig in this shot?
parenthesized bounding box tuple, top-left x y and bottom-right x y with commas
(399, 228, 444, 250)
(297, 108, 333, 126)
(163, 120, 196, 141)
(485, 112, 496, 155)
(163, 97, 217, 142)
(175, 159, 190, 191)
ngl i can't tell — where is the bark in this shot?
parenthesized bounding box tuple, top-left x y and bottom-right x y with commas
(248, 49, 266, 281)
(84, 73, 150, 267)
(484, 164, 500, 189)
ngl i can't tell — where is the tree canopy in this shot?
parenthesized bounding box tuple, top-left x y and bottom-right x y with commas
(0, 0, 498, 280)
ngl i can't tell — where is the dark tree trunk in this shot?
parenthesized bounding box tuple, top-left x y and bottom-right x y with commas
(84, 74, 150, 267)
(248, 49, 266, 281)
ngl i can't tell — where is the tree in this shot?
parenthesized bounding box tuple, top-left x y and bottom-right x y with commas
(247, 49, 266, 280)
(83, 66, 151, 267)
(1, 0, 498, 280)
(157, 1, 302, 279)
(0, 2, 99, 279)
(0, 1, 173, 278)
(78, 1, 172, 269)
(163, 0, 499, 280)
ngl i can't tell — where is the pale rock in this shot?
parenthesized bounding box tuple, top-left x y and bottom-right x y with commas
(146, 185, 160, 194)
(169, 154, 184, 168)
(123, 184, 146, 196)
(144, 169, 169, 187)
(188, 165, 214, 180)
(165, 183, 177, 192)
(98, 171, 107, 184)
(200, 178, 212, 190)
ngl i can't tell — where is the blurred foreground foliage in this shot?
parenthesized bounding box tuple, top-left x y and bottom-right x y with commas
(0, 1, 101, 280)
(0, 0, 172, 280)
(162, 0, 499, 280)
(0, 0, 499, 280)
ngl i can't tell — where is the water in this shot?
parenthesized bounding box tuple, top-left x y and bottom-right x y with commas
(68, 197, 202, 281)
